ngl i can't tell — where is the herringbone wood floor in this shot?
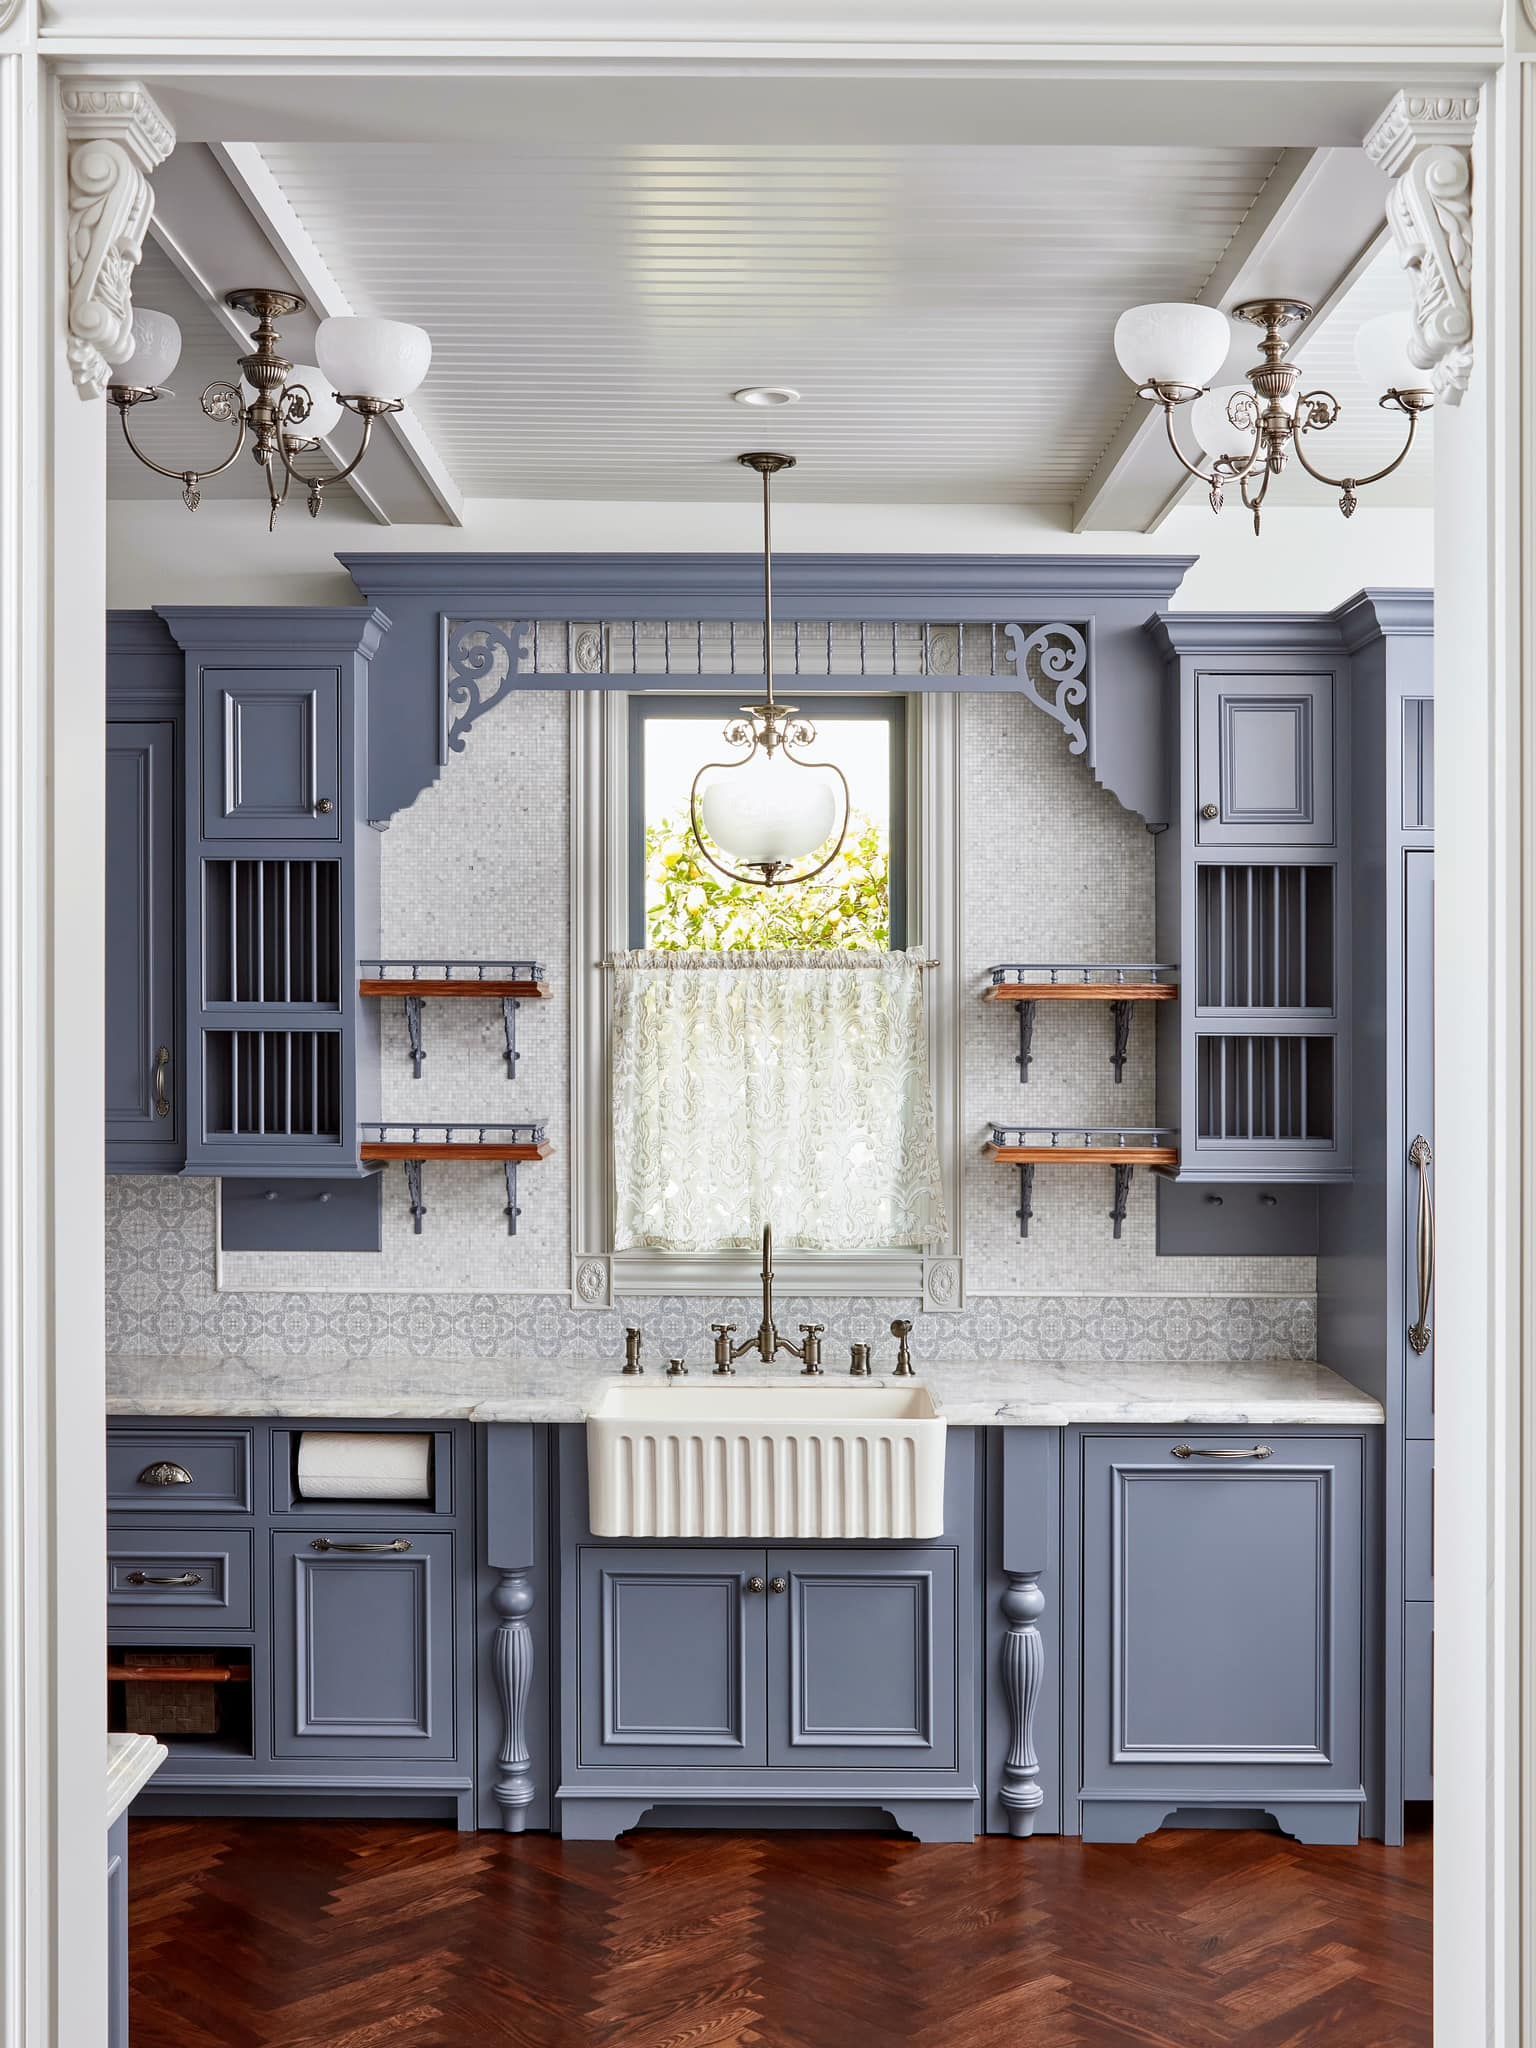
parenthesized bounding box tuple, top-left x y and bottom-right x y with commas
(128, 1816, 1431, 2048)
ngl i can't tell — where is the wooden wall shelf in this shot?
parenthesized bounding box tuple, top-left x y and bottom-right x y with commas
(360, 1121, 553, 1236)
(984, 964, 1178, 1084)
(984, 1124, 1179, 1240)
(359, 960, 552, 1080)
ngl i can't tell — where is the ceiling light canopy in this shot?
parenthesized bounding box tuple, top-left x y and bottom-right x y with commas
(107, 288, 430, 529)
(732, 386, 801, 407)
(1115, 297, 1431, 531)
(688, 453, 850, 891)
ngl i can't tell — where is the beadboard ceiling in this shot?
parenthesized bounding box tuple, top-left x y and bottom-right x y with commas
(117, 139, 1430, 513)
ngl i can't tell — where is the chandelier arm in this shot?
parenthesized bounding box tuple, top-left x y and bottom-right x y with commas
(276, 408, 379, 493)
(113, 398, 249, 488)
(1239, 456, 1274, 513)
(1159, 402, 1266, 489)
(1289, 407, 1421, 493)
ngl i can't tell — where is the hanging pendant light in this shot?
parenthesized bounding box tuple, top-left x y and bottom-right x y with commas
(688, 454, 851, 889)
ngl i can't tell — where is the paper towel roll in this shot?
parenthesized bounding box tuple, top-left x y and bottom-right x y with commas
(297, 1432, 432, 1501)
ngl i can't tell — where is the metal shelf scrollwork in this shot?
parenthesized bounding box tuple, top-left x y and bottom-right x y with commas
(359, 1121, 553, 1237)
(360, 960, 552, 1081)
(983, 1124, 1179, 1241)
(983, 965, 1178, 1084)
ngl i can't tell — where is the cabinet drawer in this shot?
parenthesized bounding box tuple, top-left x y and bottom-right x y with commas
(107, 1428, 254, 1515)
(108, 1526, 253, 1630)
(1079, 1432, 1363, 1796)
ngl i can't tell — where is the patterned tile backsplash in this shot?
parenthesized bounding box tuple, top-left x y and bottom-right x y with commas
(106, 1177, 1316, 1362)
(106, 686, 1316, 1360)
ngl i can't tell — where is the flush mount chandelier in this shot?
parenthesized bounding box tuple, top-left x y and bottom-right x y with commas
(1114, 298, 1433, 533)
(687, 453, 851, 890)
(106, 289, 431, 530)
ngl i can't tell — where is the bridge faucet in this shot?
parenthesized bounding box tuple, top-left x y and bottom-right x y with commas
(720, 1224, 824, 1373)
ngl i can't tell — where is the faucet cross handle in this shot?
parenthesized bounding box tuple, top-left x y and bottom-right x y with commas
(799, 1322, 825, 1376)
(711, 1322, 738, 1374)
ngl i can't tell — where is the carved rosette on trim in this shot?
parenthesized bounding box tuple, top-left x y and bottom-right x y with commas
(1365, 89, 1478, 406)
(60, 81, 174, 400)
(922, 1256, 964, 1314)
(573, 1256, 611, 1309)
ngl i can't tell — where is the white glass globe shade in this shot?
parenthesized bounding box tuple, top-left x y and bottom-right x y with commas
(1112, 302, 1231, 388)
(1191, 383, 1261, 458)
(698, 755, 839, 868)
(315, 317, 431, 400)
(1353, 310, 1426, 396)
(113, 307, 181, 390)
(284, 366, 343, 439)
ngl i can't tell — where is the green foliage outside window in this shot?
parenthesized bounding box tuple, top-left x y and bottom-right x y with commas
(644, 810, 891, 952)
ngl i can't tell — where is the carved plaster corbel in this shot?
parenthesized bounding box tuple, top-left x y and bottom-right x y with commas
(1364, 90, 1478, 406)
(59, 81, 174, 399)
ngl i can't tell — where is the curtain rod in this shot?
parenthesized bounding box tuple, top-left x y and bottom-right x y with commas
(600, 953, 940, 969)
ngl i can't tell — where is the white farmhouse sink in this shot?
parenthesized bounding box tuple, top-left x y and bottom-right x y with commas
(586, 1378, 947, 1540)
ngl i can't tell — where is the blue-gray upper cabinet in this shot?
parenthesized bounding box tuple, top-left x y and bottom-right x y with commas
(1074, 1430, 1365, 1845)
(199, 666, 341, 840)
(106, 721, 181, 1170)
(766, 1547, 958, 1772)
(1194, 670, 1335, 847)
(156, 607, 387, 1178)
(271, 1528, 459, 1758)
(577, 1546, 768, 1770)
(106, 612, 185, 1174)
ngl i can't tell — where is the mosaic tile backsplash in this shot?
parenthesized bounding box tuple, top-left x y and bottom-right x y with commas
(105, 687, 1316, 1359)
(107, 1177, 1316, 1362)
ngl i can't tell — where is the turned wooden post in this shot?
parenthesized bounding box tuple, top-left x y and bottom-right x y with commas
(1000, 1571, 1045, 1838)
(491, 1567, 535, 1831)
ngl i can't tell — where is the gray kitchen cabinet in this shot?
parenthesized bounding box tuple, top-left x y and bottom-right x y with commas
(272, 1528, 459, 1758)
(106, 613, 185, 1174)
(1073, 1429, 1366, 1845)
(198, 665, 341, 841)
(576, 1545, 767, 1770)
(1194, 669, 1336, 847)
(108, 1523, 253, 1631)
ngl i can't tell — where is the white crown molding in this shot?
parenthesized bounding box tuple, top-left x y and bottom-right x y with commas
(60, 79, 172, 398)
(1365, 88, 1477, 407)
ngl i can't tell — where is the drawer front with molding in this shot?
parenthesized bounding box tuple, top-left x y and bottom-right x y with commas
(107, 1428, 254, 1515)
(107, 1526, 253, 1629)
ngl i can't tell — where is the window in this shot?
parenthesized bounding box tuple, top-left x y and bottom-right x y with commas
(627, 694, 908, 951)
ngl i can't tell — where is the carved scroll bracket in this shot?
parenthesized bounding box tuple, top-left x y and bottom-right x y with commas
(1365, 89, 1478, 406)
(1003, 622, 1089, 757)
(60, 81, 174, 400)
(442, 619, 534, 759)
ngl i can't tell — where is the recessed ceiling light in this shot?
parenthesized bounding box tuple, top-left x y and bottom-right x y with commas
(732, 386, 800, 408)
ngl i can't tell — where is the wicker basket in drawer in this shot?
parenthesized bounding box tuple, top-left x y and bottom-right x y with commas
(115, 1648, 226, 1737)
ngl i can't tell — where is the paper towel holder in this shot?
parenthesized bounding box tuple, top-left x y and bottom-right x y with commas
(273, 1425, 454, 1517)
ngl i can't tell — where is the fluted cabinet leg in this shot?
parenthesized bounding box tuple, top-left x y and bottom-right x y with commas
(491, 1568, 535, 1833)
(1000, 1571, 1045, 1839)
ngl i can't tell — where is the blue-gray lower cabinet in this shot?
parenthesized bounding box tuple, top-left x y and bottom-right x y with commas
(555, 1425, 982, 1843)
(1070, 1429, 1367, 1846)
(271, 1531, 458, 1758)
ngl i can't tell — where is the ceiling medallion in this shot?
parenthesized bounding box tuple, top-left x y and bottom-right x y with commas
(1114, 297, 1432, 533)
(106, 288, 431, 531)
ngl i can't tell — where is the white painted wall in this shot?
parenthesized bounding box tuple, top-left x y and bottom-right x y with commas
(106, 496, 1433, 611)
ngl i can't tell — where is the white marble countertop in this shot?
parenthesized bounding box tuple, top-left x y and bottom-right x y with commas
(107, 1731, 167, 1829)
(106, 1352, 1383, 1428)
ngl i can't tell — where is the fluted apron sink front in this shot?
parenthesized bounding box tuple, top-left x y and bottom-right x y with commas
(586, 1379, 947, 1540)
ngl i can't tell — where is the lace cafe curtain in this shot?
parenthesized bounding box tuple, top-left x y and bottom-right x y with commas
(610, 949, 948, 1254)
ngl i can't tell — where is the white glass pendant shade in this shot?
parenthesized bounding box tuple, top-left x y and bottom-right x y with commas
(315, 316, 431, 400)
(1191, 382, 1261, 457)
(114, 307, 181, 390)
(699, 754, 839, 867)
(1112, 302, 1231, 388)
(1353, 309, 1426, 396)
(284, 366, 343, 439)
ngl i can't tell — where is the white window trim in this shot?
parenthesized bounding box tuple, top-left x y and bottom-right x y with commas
(569, 687, 964, 1307)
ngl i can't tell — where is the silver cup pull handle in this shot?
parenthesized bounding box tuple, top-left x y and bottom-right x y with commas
(1408, 1134, 1435, 1356)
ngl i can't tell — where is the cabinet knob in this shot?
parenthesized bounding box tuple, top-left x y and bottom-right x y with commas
(314, 797, 335, 815)
(1200, 802, 1220, 821)
(769, 1577, 787, 1595)
(746, 1576, 766, 1594)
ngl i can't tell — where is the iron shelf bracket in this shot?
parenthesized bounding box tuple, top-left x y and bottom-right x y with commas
(984, 1124, 1178, 1241)
(1016, 1161, 1036, 1240)
(504, 1160, 521, 1236)
(1110, 1163, 1135, 1240)
(984, 964, 1178, 1088)
(1110, 1000, 1133, 1084)
(502, 996, 520, 1080)
(403, 994, 426, 1079)
(360, 960, 549, 1083)
(403, 1158, 426, 1235)
(359, 1120, 552, 1238)
(1015, 1001, 1036, 1082)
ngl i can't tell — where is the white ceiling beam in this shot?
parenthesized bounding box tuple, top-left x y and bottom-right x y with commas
(147, 142, 463, 527)
(1072, 145, 1392, 535)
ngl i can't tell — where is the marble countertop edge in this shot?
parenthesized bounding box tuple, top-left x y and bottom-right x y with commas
(107, 1732, 167, 1828)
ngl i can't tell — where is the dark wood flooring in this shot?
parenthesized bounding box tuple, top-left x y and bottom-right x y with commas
(128, 1816, 1431, 2047)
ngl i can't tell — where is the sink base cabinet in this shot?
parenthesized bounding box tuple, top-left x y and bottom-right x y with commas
(1065, 1428, 1369, 1846)
(554, 1425, 982, 1843)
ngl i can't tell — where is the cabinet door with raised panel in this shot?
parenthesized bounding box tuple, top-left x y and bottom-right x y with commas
(271, 1530, 457, 1757)
(106, 720, 180, 1168)
(201, 667, 341, 840)
(766, 1546, 958, 1771)
(576, 1546, 767, 1770)
(1195, 671, 1335, 846)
